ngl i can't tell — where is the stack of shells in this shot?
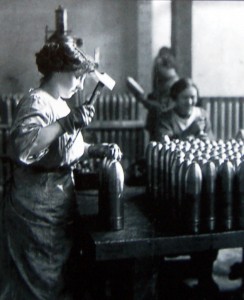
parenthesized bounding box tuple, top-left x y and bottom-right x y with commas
(145, 137, 244, 234)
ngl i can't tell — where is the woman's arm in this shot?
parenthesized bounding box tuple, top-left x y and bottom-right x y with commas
(156, 111, 175, 141)
(28, 121, 64, 156)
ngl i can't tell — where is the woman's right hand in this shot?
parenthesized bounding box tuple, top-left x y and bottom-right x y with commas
(188, 117, 206, 136)
(58, 105, 95, 134)
(88, 143, 123, 161)
(72, 105, 95, 127)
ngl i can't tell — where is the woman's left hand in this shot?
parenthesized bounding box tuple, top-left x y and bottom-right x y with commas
(107, 143, 123, 161)
(88, 143, 123, 161)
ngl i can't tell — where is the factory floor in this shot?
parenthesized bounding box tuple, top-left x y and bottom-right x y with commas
(84, 248, 243, 300)
(162, 248, 243, 299)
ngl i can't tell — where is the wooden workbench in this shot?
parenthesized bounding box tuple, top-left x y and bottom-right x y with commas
(77, 185, 244, 261)
(76, 185, 244, 299)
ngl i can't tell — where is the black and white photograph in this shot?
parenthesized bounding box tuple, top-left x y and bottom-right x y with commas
(0, 1, 244, 299)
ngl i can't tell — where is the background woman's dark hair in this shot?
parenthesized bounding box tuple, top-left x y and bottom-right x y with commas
(35, 38, 95, 78)
(152, 47, 178, 92)
(170, 77, 199, 101)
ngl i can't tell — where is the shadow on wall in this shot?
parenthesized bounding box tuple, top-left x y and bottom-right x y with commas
(3, 75, 22, 94)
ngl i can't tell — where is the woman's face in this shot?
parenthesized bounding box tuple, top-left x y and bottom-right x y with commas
(174, 86, 198, 118)
(58, 71, 87, 99)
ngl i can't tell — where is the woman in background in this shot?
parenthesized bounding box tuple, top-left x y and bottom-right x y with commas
(156, 77, 214, 141)
(146, 47, 179, 141)
(128, 47, 179, 141)
(0, 37, 121, 299)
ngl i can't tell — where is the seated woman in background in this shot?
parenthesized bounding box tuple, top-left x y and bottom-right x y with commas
(156, 77, 214, 141)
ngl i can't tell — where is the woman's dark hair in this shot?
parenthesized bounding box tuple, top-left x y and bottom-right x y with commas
(35, 38, 95, 77)
(170, 77, 199, 100)
(152, 47, 178, 93)
(156, 47, 177, 69)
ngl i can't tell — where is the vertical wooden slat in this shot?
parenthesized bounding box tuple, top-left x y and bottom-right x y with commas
(111, 94, 117, 120)
(117, 94, 122, 121)
(127, 93, 137, 160)
(110, 94, 117, 145)
(105, 93, 110, 121)
(115, 93, 120, 122)
(101, 93, 106, 121)
(240, 98, 244, 130)
(226, 99, 232, 140)
(212, 98, 218, 140)
(130, 94, 136, 120)
(5, 95, 12, 126)
(119, 94, 124, 158)
(220, 98, 226, 140)
(205, 99, 211, 123)
(0, 95, 7, 124)
(98, 93, 103, 121)
(134, 94, 139, 120)
(127, 93, 133, 162)
(232, 98, 240, 138)
(123, 93, 129, 120)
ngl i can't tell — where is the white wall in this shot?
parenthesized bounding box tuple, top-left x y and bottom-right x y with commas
(192, 1, 244, 97)
(2, 1, 244, 98)
(0, 0, 139, 95)
(152, 1, 171, 58)
(136, 0, 171, 94)
(0, 0, 171, 96)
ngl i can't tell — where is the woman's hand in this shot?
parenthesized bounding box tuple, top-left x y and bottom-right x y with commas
(187, 117, 206, 136)
(88, 143, 123, 161)
(58, 105, 95, 134)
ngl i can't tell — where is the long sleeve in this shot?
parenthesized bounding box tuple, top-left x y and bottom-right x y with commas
(10, 89, 85, 167)
(156, 110, 176, 141)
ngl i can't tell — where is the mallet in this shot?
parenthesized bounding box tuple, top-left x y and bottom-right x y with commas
(87, 70, 116, 105)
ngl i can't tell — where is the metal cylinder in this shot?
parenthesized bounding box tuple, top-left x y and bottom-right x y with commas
(145, 141, 157, 194)
(183, 162, 202, 234)
(201, 161, 217, 232)
(177, 159, 192, 222)
(216, 160, 235, 231)
(164, 142, 176, 202)
(98, 158, 111, 218)
(170, 152, 184, 221)
(152, 143, 162, 201)
(99, 159, 124, 231)
(236, 161, 244, 229)
(158, 143, 170, 200)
